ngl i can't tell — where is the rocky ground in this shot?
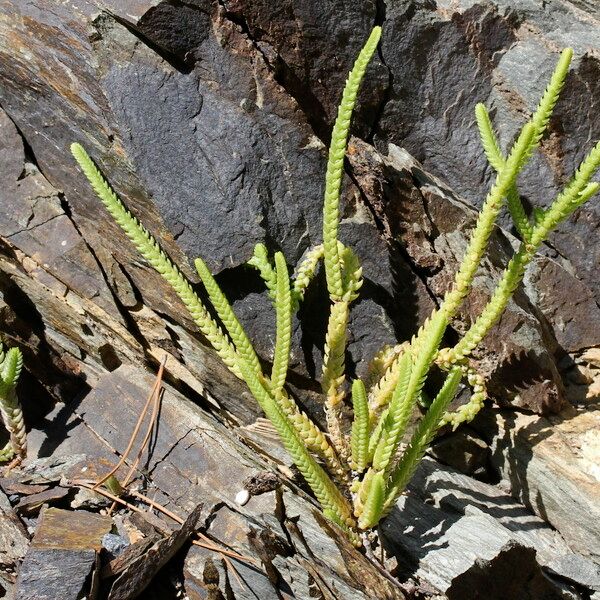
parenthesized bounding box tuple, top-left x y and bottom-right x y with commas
(0, 0, 599, 598)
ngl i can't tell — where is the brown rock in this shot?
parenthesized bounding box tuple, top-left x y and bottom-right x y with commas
(30, 508, 112, 552)
(430, 429, 489, 475)
(14, 508, 112, 600)
(107, 504, 204, 600)
(0, 489, 29, 584)
(349, 140, 565, 414)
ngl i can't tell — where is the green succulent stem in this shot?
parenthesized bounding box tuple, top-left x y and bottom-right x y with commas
(195, 256, 262, 377)
(271, 252, 293, 394)
(271, 386, 346, 479)
(322, 299, 351, 457)
(371, 351, 413, 472)
(445, 138, 600, 365)
(357, 470, 384, 530)
(382, 366, 463, 514)
(323, 27, 381, 300)
(237, 358, 356, 533)
(350, 379, 369, 472)
(439, 122, 536, 320)
(475, 104, 533, 242)
(0, 345, 26, 461)
(248, 243, 278, 302)
(292, 244, 324, 309)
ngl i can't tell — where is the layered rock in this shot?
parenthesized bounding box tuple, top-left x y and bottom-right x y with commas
(1, 1, 600, 597)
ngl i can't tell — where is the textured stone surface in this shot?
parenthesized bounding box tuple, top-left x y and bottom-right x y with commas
(107, 504, 204, 600)
(381, 456, 595, 597)
(213, 0, 600, 343)
(430, 429, 489, 475)
(23, 365, 593, 599)
(27, 365, 405, 599)
(1, 0, 600, 595)
(0, 489, 29, 585)
(15, 548, 98, 600)
(15, 508, 112, 600)
(484, 408, 600, 563)
(1, 0, 599, 419)
(376, 0, 600, 310)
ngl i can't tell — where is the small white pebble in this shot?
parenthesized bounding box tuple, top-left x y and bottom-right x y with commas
(235, 489, 250, 506)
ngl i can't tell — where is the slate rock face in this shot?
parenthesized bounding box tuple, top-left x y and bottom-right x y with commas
(374, 0, 600, 352)
(217, 0, 600, 354)
(0, 0, 599, 415)
(220, 0, 388, 140)
(1, 1, 600, 596)
(99, 7, 327, 273)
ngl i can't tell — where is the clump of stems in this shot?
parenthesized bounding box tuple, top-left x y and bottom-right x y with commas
(72, 32, 598, 544)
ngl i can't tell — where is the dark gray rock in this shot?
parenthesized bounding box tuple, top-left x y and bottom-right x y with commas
(526, 256, 600, 354)
(376, 0, 600, 318)
(98, 12, 325, 273)
(430, 429, 489, 475)
(15, 548, 98, 600)
(381, 456, 587, 599)
(219, 0, 388, 140)
(0, 489, 29, 585)
(102, 533, 129, 559)
(14, 508, 112, 600)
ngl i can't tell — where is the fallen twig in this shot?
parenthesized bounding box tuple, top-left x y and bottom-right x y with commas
(93, 356, 166, 491)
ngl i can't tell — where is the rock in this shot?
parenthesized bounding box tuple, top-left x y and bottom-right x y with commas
(0, 489, 29, 585)
(234, 489, 250, 506)
(184, 546, 280, 600)
(16, 549, 100, 600)
(14, 507, 112, 600)
(0, 108, 123, 323)
(430, 429, 489, 475)
(0, 105, 259, 425)
(376, 0, 600, 317)
(447, 541, 572, 600)
(27, 365, 405, 599)
(242, 471, 280, 496)
(526, 257, 600, 354)
(381, 456, 590, 598)
(106, 504, 204, 600)
(14, 487, 70, 516)
(484, 408, 600, 563)
(547, 554, 600, 592)
(27, 508, 111, 552)
(583, 348, 600, 369)
(220, 0, 387, 140)
(101, 533, 129, 560)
